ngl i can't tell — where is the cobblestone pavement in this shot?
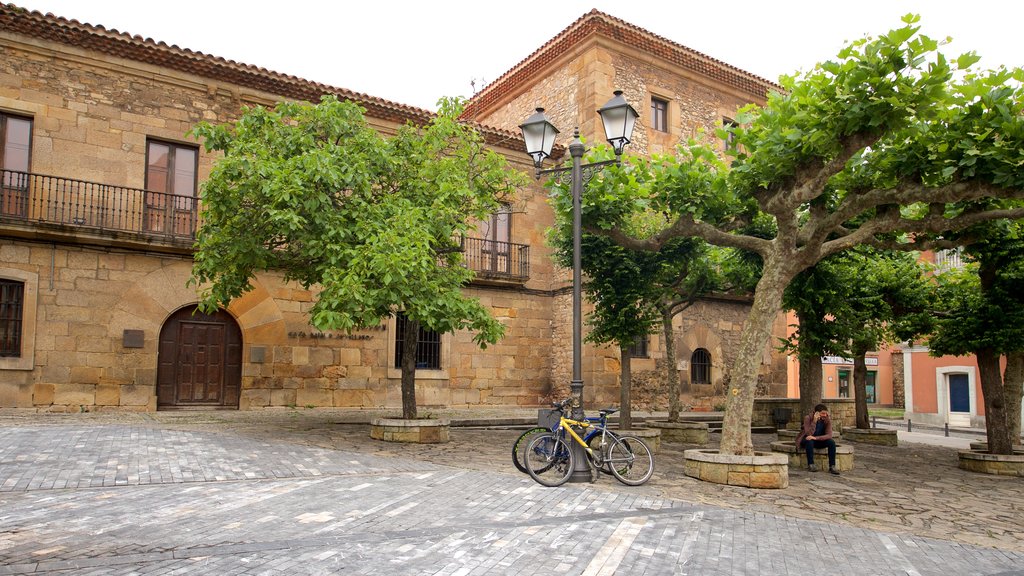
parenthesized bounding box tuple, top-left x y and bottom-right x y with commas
(0, 408, 1022, 575)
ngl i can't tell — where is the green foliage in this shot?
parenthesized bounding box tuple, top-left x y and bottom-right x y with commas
(783, 249, 934, 359)
(928, 220, 1024, 356)
(188, 95, 526, 347)
(546, 146, 759, 349)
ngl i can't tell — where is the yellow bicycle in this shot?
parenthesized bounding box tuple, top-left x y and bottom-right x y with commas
(524, 399, 654, 487)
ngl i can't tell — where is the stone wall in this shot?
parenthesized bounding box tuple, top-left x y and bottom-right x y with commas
(0, 33, 562, 412)
(891, 350, 905, 409)
(753, 398, 856, 431)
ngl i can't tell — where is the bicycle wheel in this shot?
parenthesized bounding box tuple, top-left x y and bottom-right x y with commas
(607, 434, 654, 486)
(587, 429, 617, 475)
(525, 433, 574, 487)
(512, 427, 549, 474)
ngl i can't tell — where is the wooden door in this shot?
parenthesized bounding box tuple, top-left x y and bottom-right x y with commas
(158, 306, 241, 409)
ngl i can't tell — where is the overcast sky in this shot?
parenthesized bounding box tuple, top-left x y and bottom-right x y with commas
(13, 0, 1023, 111)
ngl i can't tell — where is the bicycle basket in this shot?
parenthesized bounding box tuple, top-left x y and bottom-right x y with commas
(537, 409, 561, 429)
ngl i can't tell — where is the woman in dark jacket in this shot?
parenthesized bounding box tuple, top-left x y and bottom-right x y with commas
(795, 403, 840, 475)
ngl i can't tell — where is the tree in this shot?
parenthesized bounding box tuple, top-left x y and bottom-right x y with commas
(584, 17, 1024, 455)
(188, 96, 526, 420)
(928, 220, 1024, 454)
(549, 150, 757, 427)
(783, 250, 933, 427)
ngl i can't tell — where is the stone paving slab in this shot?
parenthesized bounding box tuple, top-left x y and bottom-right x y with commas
(0, 419, 1023, 575)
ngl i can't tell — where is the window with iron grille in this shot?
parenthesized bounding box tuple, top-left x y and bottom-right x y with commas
(0, 279, 24, 358)
(628, 335, 649, 358)
(394, 313, 441, 369)
(691, 348, 711, 384)
(651, 97, 668, 132)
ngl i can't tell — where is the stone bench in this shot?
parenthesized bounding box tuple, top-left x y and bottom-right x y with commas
(645, 421, 709, 445)
(770, 441, 854, 471)
(777, 429, 841, 442)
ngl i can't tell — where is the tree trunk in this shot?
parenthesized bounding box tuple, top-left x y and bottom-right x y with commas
(619, 345, 633, 430)
(853, 351, 870, 429)
(719, 264, 790, 455)
(976, 347, 1012, 454)
(662, 304, 681, 422)
(400, 316, 419, 420)
(797, 353, 823, 425)
(1003, 350, 1023, 444)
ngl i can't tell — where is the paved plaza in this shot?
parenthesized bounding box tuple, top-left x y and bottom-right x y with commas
(0, 409, 1021, 575)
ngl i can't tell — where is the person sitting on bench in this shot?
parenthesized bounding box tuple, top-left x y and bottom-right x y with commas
(796, 403, 840, 475)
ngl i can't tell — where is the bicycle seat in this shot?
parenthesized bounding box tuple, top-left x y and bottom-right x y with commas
(598, 408, 618, 415)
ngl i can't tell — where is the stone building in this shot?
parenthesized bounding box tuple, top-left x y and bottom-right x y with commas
(0, 5, 786, 412)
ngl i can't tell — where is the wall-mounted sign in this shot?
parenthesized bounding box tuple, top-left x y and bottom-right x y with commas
(821, 356, 878, 366)
(288, 324, 386, 340)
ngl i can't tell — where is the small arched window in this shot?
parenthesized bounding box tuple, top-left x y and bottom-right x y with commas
(691, 348, 711, 384)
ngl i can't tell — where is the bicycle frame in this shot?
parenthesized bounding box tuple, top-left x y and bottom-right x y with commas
(556, 414, 609, 459)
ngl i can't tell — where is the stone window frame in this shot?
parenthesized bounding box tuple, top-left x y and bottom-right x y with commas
(0, 268, 37, 371)
(386, 313, 450, 381)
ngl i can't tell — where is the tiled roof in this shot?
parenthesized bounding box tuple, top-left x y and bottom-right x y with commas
(0, 3, 528, 152)
(463, 9, 781, 118)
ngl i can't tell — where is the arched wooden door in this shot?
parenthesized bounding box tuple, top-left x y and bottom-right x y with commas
(157, 306, 242, 409)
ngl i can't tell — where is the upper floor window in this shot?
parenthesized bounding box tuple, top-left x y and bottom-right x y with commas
(722, 117, 739, 150)
(651, 97, 668, 133)
(394, 313, 441, 370)
(1, 113, 32, 217)
(934, 247, 964, 271)
(691, 348, 711, 384)
(0, 279, 24, 358)
(628, 335, 649, 358)
(145, 139, 198, 236)
(474, 203, 512, 250)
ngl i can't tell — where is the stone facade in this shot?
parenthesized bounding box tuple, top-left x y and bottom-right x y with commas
(1, 7, 789, 413)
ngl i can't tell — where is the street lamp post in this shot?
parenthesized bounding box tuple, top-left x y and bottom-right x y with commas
(520, 91, 638, 482)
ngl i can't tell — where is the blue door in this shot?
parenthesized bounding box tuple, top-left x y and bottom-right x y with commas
(948, 374, 970, 413)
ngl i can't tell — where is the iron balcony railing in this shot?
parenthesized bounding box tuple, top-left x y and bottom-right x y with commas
(0, 169, 197, 243)
(461, 236, 530, 282)
(1, 169, 531, 282)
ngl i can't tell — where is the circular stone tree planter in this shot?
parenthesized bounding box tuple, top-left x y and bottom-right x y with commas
(645, 421, 709, 445)
(843, 428, 898, 446)
(370, 418, 450, 444)
(683, 449, 788, 488)
(957, 449, 1024, 476)
(969, 442, 1024, 451)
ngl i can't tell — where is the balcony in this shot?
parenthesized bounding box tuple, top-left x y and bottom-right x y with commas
(1, 169, 531, 282)
(461, 236, 530, 284)
(1, 169, 196, 251)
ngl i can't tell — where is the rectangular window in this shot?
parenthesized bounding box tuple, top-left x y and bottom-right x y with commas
(628, 335, 649, 358)
(722, 117, 738, 150)
(934, 248, 964, 271)
(1, 112, 32, 217)
(0, 279, 24, 358)
(476, 203, 512, 252)
(394, 313, 441, 370)
(838, 369, 850, 398)
(145, 139, 198, 236)
(865, 371, 877, 404)
(651, 97, 668, 133)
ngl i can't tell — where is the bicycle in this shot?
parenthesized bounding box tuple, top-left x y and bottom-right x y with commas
(524, 400, 654, 487)
(511, 398, 611, 474)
